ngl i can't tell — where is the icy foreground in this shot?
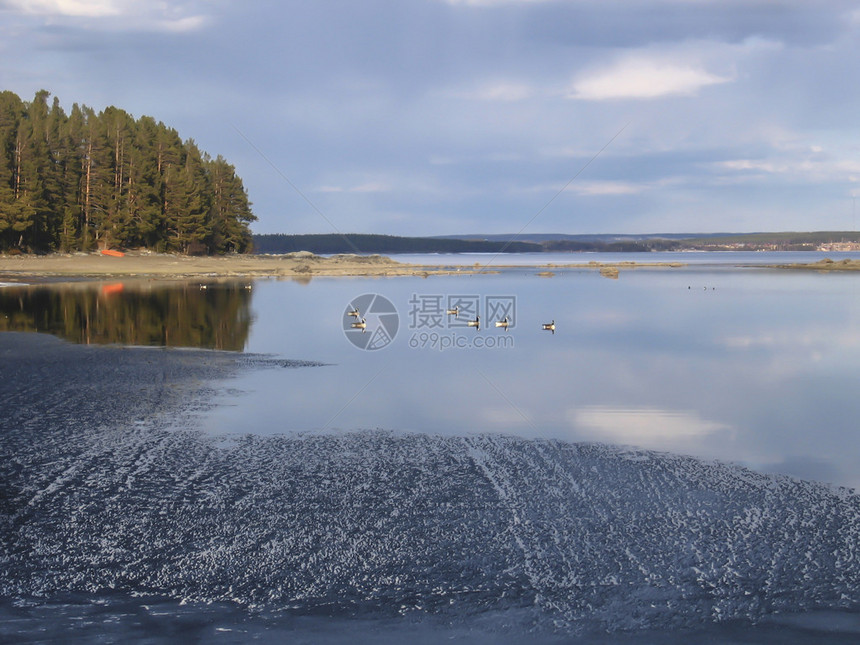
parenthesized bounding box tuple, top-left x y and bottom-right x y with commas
(1, 335, 859, 638)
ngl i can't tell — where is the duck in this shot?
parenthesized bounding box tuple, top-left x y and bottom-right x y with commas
(467, 315, 480, 330)
(541, 320, 555, 334)
(348, 307, 361, 318)
(351, 317, 367, 332)
(495, 316, 510, 330)
(446, 306, 459, 317)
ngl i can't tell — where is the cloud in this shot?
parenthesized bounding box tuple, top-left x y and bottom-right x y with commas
(3, 0, 210, 32)
(6, 0, 119, 16)
(157, 14, 208, 33)
(715, 154, 860, 184)
(571, 180, 645, 196)
(570, 57, 733, 101)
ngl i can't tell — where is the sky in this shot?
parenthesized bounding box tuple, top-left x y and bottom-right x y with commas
(2, 0, 860, 236)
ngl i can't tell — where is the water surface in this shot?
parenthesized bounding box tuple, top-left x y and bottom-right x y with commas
(4, 257, 860, 642)
(3, 259, 859, 490)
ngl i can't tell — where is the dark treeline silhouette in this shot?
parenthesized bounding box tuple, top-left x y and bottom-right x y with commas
(541, 239, 682, 252)
(252, 233, 685, 255)
(252, 233, 544, 254)
(0, 282, 252, 350)
(0, 90, 256, 254)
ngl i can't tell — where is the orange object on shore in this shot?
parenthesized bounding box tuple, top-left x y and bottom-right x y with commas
(101, 249, 125, 257)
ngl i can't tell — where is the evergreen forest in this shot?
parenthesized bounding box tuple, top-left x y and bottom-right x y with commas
(0, 90, 256, 254)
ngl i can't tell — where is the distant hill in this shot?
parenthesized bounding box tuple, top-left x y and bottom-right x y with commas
(252, 231, 860, 255)
(431, 233, 714, 243)
(252, 233, 542, 255)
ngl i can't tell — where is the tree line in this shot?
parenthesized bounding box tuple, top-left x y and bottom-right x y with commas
(251, 233, 686, 255)
(0, 90, 256, 254)
(252, 233, 544, 255)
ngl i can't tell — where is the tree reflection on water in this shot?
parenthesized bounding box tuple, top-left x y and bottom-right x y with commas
(0, 281, 253, 350)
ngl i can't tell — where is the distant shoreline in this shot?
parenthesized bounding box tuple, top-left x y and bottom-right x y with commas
(252, 231, 860, 255)
(762, 258, 860, 272)
(0, 251, 686, 281)
(1, 252, 859, 282)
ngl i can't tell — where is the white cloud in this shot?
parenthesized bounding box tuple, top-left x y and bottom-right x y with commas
(716, 155, 860, 183)
(156, 14, 209, 32)
(7, 0, 119, 16)
(570, 58, 732, 101)
(571, 180, 645, 196)
(3, 0, 210, 32)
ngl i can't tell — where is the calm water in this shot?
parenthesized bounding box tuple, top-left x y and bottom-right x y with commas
(2, 252, 860, 491)
(392, 249, 860, 266)
(200, 259, 860, 491)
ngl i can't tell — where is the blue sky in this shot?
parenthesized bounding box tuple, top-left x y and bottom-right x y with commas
(2, 0, 860, 236)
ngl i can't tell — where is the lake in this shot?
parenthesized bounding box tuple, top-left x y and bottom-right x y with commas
(3, 252, 860, 490)
(3, 251, 860, 642)
(198, 252, 860, 491)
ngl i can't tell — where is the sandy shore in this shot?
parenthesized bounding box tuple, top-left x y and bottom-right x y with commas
(0, 251, 444, 280)
(0, 251, 693, 282)
(6, 252, 860, 282)
(765, 258, 860, 271)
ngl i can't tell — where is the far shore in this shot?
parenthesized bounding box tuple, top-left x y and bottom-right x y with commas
(762, 258, 860, 272)
(4, 251, 858, 282)
(0, 251, 690, 281)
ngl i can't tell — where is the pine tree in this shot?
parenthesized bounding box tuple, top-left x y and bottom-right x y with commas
(0, 91, 25, 249)
(207, 154, 256, 253)
(127, 115, 164, 248)
(164, 139, 211, 254)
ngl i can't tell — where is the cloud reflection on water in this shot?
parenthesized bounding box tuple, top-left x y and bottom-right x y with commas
(112, 263, 860, 491)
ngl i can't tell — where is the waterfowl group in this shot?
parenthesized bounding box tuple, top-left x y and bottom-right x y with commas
(345, 303, 556, 337)
(466, 314, 556, 334)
